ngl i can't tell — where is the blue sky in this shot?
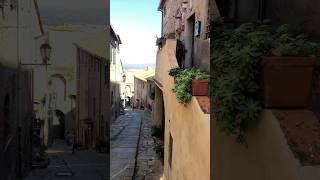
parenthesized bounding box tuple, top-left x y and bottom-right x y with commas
(111, 0, 162, 65)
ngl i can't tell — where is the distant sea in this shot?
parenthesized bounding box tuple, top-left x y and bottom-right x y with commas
(123, 64, 156, 70)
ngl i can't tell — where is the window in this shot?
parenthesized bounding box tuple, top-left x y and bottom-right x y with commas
(169, 133, 173, 168)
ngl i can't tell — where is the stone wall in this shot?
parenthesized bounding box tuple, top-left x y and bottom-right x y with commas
(160, 0, 210, 72)
(0, 64, 33, 180)
(110, 82, 121, 122)
(75, 48, 109, 149)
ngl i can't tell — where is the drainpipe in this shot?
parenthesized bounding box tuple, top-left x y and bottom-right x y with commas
(16, 0, 23, 177)
(258, 0, 265, 22)
(99, 61, 102, 139)
(161, 11, 164, 37)
(234, 0, 238, 27)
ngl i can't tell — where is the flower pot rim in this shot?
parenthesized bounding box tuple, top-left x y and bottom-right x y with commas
(192, 78, 209, 81)
(261, 56, 316, 67)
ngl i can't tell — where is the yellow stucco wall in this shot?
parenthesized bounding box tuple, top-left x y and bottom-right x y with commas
(155, 40, 210, 180)
(212, 110, 303, 180)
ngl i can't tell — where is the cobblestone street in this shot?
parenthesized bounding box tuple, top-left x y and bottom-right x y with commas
(110, 108, 163, 180)
(24, 141, 109, 180)
(134, 111, 163, 180)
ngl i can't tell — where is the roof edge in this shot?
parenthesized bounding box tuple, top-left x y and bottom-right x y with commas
(158, 0, 166, 11)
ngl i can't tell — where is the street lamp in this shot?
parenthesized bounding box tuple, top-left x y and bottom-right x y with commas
(40, 43, 52, 65)
(20, 42, 52, 66)
(19, 41, 52, 147)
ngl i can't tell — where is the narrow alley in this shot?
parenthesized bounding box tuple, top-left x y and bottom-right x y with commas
(24, 141, 109, 180)
(110, 108, 163, 180)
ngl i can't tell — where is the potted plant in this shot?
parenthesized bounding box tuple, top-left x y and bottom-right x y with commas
(259, 25, 318, 107)
(261, 56, 315, 107)
(192, 78, 209, 96)
(211, 18, 320, 142)
(170, 68, 210, 104)
(168, 67, 183, 83)
(155, 143, 164, 166)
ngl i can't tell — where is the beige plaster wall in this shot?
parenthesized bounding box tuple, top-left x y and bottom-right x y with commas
(155, 40, 210, 180)
(133, 77, 148, 109)
(212, 110, 302, 180)
(152, 86, 164, 127)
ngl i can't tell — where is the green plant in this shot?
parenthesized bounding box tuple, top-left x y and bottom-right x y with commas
(149, 87, 155, 100)
(171, 68, 210, 104)
(155, 143, 164, 158)
(211, 18, 320, 142)
(152, 126, 164, 138)
(168, 67, 183, 77)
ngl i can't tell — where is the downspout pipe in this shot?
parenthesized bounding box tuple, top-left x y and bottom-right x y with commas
(258, 0, 266, 22)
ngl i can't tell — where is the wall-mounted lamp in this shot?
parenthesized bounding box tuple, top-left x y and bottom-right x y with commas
(40, 43, 52, 65)
(122, 74, 126, 83)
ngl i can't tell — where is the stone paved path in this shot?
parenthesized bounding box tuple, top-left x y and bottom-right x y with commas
(110, 108, 163, 180)
(110, 109, 142, 180)
(24, 140, 109, 180)
(134, 111, 164, 180)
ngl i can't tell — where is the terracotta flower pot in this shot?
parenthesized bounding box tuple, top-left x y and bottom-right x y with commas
(261, 56, 316, 108)
(192, 79, 209, 96)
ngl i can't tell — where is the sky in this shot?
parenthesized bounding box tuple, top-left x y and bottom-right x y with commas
(111, 0, 162, 65)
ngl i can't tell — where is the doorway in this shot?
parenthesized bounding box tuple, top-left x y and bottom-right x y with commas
(185, 14, 196, 68)
(53, 110, 65, 140)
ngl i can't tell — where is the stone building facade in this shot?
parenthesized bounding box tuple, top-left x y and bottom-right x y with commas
(110, 26, 124, 122)
(74, 35, 109, 149)
(0, 65, 33, 180)
(158, 0, 210, 72)
(0, 0, 44, 179)
(35, 25, 106, 146)
(133, 69, 155, 109)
